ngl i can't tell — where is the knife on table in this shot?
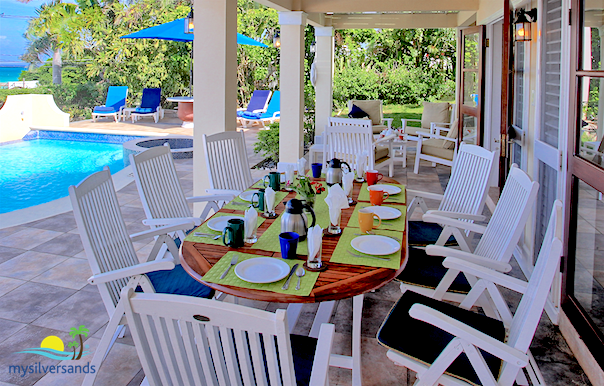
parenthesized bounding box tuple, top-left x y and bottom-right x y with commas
(281, 263, 300, 290)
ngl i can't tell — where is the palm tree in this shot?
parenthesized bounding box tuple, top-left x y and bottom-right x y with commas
(67, 341, 79, 360)
(69, 325, 90, 360)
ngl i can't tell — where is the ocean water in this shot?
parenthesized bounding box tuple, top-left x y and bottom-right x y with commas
(0, 67, 28, 83)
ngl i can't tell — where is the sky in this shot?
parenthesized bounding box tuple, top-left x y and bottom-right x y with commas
(0, 0, 49, 67)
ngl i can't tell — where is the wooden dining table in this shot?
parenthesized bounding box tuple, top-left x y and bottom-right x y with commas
(180, 175, 408, 386)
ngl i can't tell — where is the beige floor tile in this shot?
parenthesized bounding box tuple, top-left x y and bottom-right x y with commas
(0, 228, 62, 250)
(31, 258, 92, 290)
(0, 251, 67, 281)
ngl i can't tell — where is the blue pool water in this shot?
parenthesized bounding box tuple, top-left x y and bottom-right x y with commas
(0, 139, 126, 214)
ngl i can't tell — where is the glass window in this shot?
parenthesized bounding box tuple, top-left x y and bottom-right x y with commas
(463, 33, 479, 69)
(514, 42, 525, 127)
(463, 71, 479, 107)
(462, 114, 477, 145)
(577, 76, 604, 168)
(582, 0, 604, 71)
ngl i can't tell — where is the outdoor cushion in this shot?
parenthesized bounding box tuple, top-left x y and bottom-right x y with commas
(239, 90, 271, 117)
(372, 124, 388, 134)
(404, 126, 430, 136)
(374, 145, 390, 161)
(408, 221, 456, 246)
(290, 334, 319, 386)
(351, 100, 382, 125)
(395, 247, 471, 293)
(421, 139, 455, 160)
(143, 264, 214, 299)
(442, 119, 459, 150)
(377, 291, 504, 386)
(94, 106, 116, 113)
(421, 102, 450, 129)
(349, 104, 370, 119)
(241, 111, 263, 119)
(134, 107, 155, 113)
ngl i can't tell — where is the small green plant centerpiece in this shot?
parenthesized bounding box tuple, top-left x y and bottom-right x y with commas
(293, 176, 325, 208)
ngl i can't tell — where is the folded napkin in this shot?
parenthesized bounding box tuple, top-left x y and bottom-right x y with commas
(324, 184, 350, 226)
(380, 128, 395, 138)
(298, 157, 307, 177)
(284, 164, 296, 187)
(244, 207, 258, 238)
(265, 187, 276, 213)
(356, 151, 367, 179)
(342, 171, 355, 197)
(307, 225, 323, 261)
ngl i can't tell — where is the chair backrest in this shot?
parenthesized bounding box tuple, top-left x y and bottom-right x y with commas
(348, 100, 382, 125)
(130, 145, 191, 223)
(202, 131, 253, 192)
(438, 143, 496, 216)
(326, 117, 375, 170)
(264, 90, 280, 116)
(122, 290, 299, 386)
(106, 86, 128, 110)
(140, 88, 161, 109)
(69, 168, 139, 315)
(499, 200, 563, 384)
(245, 90, 271, 112)
(474, 165, 539, 263)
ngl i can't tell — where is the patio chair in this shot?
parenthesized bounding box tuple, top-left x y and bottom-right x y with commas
(130, 145, 236, 240)
(131, 88, 163, 123)
(402, 101, 455, 140)
(71, 168, 215, 386)
(378, 200, 562, 386)
(397, 165, 539, 312)
(238, 90, 280, 128)
(236, 90, 271, 117)
(92, 86, 128, 122)
(407, 143, 497, 248)
(325, 117, 396, 177)
(346, 99, 393, 134)
(202, 130, 255, 195)
(413, 122, 459, 174)
(118, 289, 336, 386)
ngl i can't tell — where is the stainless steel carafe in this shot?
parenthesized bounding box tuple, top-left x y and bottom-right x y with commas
(326, 158, 351, 186)
(281, 199, 316, 240)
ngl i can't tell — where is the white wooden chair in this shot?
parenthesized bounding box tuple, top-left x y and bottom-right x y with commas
(402, 102, 456, 141)
(398, 166, 539, 314)
(71, 168, 215, 386)
(413, 123, 460, 174)
(130, 145, 235, 239)
(325, 117, 396, 177)
(120, 289, 336, 386)
(407, 143, 497, 248)
(202, 131, 255, 195)
(378, 200, 562, 386)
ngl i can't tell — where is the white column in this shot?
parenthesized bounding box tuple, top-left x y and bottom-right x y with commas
(192, 0, 238, 213)
(314, 26, 334, 137)
(278, 11, 307, 163)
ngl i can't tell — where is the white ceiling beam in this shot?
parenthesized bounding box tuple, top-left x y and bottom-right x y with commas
(253, 0, 294, 12)
(300, 0, 478, 13)
(328, 13, 460, 29)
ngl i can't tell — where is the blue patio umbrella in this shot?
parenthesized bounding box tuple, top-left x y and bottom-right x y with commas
(122, 18, 268, 47)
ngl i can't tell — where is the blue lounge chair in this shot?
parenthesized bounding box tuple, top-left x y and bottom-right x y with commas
(131, 88, 163, 123)
(236, 90, 272, 117)
(239, 90, 280, 128)
(92, 86, 128, 122)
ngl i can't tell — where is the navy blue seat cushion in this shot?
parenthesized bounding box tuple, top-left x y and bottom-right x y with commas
(94, 106, 116, 113)
(377, 291, 504, 385)
(141, 265, 214, 299)
(135, 107, 155, 113)
(290, 334, 318, 386)
(348, 104, 369, 119)
(408, 221, 457, 246)
(236, 110, 248, 117)
(395, 247, 471, 293)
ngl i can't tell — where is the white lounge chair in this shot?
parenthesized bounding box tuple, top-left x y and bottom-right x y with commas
(238, 90, 280, 128)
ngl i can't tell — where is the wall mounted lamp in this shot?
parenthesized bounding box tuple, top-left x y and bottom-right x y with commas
(273, 31, 281, 48)
(310, 41, 316, 53)
(185, 9, 194, 34)
(515, 8, 537, 42)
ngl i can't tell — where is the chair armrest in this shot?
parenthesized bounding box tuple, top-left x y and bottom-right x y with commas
(142, 217, 202, 227)
(129, 221, 196, 242)
(383, 118, 394, 129)
(424, 210, 486, 222)
(406, 189, 445, 202)
(409, 304, 529, 366)
(186, 194, 236, 203)
(422, 213, 487, 234)
(273, 111, 280, 118)
(425, 245, 513, 272)
(442, 257, 528, 293)
(374, 134, 396, 146)
(418, 132, 456, 143)
(205, 188, 243, 196)
(309, 323, 336, 385)
(88, 259, 175, 285)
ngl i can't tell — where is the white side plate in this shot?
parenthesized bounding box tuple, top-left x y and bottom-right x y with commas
(351, 235, 400, 256)
(239, 190, 259, 202)
(362, 206, 402, 220)
(207, 216, 244, 232)
(234, 257, 291, 283)
(367, 184, 402, 195)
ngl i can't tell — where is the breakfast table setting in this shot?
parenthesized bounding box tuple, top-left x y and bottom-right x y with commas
(180, 159, 408, 386)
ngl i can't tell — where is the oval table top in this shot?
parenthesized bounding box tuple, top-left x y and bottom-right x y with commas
(166, 96, 194, 103)
(180, 175, 407, 304)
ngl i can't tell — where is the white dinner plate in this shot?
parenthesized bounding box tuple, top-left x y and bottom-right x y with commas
(351, 235, 400, 256)
(207, 216, 243, 232)
(367, 184, 402, 195)
(361, 206, 402, 220)
(239, 190, 259, 202)
(234, 257, 291, 283)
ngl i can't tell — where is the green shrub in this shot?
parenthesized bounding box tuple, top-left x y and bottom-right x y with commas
(254, 123, 280, 163)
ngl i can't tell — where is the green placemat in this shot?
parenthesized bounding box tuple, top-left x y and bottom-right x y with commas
(202, 252, 319, 296)
(222, 189, 288, 211)
(253, 213, 309, 255)
(184, 213, 265, 246)
(357, 182, 406, 204)
(330, 228, 402, 269)
(348, 204, 407, 232)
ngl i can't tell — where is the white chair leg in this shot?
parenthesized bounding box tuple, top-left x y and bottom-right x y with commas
(414, 152, 421, 174)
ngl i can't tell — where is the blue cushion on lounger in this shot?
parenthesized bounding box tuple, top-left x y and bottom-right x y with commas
(142, 264, 214, 299)
(135, 107, 155, 113)
(377, 291, 504, 386)
(94, 106, 116, 113)
(348, 104, 369, 119)
(241, 111, 263, 119)
(408, 221, 457, 246)
(395, 247, 472, 293)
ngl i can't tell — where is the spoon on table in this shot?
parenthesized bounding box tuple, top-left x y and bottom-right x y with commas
(295, 266, 305, 291)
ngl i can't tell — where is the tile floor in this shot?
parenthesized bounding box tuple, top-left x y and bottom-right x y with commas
(0, 127, 593, 385)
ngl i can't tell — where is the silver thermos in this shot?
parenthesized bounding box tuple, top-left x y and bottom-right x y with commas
(281, 199, 317, 240)
(326, 158, 352, 186)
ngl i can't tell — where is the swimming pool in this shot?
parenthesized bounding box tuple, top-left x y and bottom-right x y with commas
(0, 131, 142, 214)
